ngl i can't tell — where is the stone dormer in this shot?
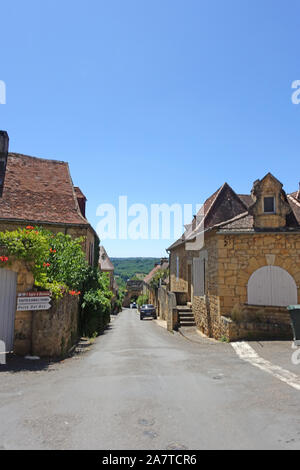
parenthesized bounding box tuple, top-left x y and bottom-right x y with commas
(249, 173, 291, 229)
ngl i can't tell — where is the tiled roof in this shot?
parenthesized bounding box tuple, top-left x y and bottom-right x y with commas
(168, 183, 249, 250)
(287, 194, 300, 225)
(144, 261, 169, 284)
(237, 194, 253, 208)
(167, 181, 300, 248)
(74, 187, 87, 200)
(99, 246, 114, 271)
(0, 153, 89, 226)
(217, 212, 254, 231)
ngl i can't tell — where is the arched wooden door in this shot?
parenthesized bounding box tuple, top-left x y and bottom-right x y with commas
(0, 268, 17, 352)
(247, 266, 297, 307)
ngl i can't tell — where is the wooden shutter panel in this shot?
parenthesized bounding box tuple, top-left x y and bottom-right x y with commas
(248, 266, 297, 307)
(193, 258, 205, 297)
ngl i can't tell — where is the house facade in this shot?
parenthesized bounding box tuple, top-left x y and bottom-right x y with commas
(0, 131, 99, 265)
(168, 173, 300, 341)
(143, 258, 169, 306)
(99, 245, 115, 291)
(0, 131, 99, 356)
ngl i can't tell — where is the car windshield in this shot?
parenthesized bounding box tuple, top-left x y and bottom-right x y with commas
(146, 305, 154, 308)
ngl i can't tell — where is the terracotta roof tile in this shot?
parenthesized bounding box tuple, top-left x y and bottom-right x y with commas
(144, 261, 169, 284)
(99, 246, 114, 271)
(168, 183, 248, 250)
(0, 153, 89, 226)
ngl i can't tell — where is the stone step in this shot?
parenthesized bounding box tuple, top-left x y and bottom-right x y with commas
(178, 315, 195, 321)
(180, 321, 196, 327)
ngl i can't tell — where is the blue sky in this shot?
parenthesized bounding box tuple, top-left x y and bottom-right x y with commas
(1, 0, 300, 256)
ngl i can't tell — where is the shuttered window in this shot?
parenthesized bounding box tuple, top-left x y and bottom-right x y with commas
(193, 256, 206, 297)
(247, 266, 297, 307)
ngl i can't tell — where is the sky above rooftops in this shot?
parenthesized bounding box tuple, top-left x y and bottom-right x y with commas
(1, 0, 300, 256)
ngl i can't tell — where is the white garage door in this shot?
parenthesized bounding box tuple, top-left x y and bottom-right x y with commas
(0, 268, 17, 352)
(247, 266, 298, 307)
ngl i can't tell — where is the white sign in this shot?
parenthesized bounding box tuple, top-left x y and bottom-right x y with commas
(17, 292, 51, 312)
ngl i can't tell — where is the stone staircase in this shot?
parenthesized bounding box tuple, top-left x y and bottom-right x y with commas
(177, 305, 196, 327)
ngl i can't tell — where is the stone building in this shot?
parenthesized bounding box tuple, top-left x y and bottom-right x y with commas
(167, 173, 300, 341)
(143, 258, 169, 306)
(0, 130, 99, 356)
(0, 131, 99, 264)
(99, 245, 115, 291)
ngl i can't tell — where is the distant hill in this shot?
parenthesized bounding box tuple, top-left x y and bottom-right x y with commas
(111, 257, 160, 288)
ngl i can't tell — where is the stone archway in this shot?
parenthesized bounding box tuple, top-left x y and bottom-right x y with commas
(123, 280, 144, 307)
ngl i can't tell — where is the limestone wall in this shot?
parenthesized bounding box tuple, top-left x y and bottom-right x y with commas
(192, 231, 300, 341)
(217, 232, 300, 314)
(0, 253, 79, 357)
(14, 293, 79, 357)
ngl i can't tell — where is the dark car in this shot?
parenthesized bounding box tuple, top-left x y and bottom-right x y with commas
(140, 304, 157, 320)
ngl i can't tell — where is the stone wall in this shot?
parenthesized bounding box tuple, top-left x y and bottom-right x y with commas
(157, 286, 177, 329)
(0, 253, 79, 357)
(191, 230, 300, 341)
(192, 233, 221, 336)
(217, 232, 300, 314)
(14, 293, 79, 357)
(170, 244, 199, 295)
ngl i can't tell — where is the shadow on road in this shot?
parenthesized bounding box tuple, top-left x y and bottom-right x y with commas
(0, 354, 57, 373)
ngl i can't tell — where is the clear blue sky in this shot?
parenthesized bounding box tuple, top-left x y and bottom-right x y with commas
(1, 0, 300, 256)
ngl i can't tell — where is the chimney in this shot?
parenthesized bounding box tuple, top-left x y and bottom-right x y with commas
(0, 131, 9, 196)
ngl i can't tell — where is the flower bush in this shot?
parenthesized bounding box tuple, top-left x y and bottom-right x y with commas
(0, 226, 113, 337)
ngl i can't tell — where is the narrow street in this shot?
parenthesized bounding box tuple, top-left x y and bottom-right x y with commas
(1, 309, 300, 450)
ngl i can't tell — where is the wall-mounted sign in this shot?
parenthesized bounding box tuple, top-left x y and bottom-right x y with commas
(17, 292, 51, 312)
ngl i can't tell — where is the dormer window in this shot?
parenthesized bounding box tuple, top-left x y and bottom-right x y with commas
(263, 196, 275, 214)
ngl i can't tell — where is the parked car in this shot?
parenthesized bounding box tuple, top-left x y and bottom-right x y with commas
(131, 302, 137, 309)
(140, 304, 157, 320)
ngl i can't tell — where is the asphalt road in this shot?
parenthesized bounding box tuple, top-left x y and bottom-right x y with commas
(1, 308, 300, 450)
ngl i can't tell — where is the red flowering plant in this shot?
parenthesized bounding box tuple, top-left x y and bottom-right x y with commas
(0, 227, 112, 336)
(0, 227, 86, 298)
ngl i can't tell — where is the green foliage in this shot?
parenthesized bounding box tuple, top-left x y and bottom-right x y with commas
(149, 268, 169, 290)
(80, 271, 113, 337)
(43, 231, 88, 291)
(137, 294, 149, 307)
(111, 258, 160, 285)
(0, 227, 49, 283)
(0, 226, 113, 337)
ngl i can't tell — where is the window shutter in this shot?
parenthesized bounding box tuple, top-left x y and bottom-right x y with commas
(248, 266, 297, 306)
(193, 257, 205, 297)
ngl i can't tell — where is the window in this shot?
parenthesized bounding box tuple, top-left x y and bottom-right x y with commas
(176, 256, 179, 281)
(248, 266, 297, 307)
(193, 253, 207, 297)
(89, 242, 94, 266)
(263, 196, 275, 214)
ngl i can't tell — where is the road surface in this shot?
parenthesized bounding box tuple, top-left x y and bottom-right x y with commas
(1, 308, 300, 450)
